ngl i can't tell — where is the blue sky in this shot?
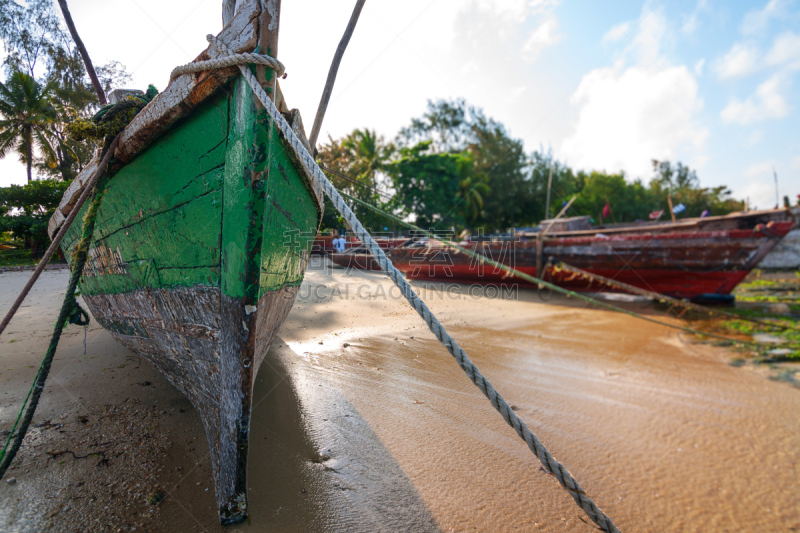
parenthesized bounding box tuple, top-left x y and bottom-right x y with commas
(548, 0, 800, 209)
(1, 0, 798, 210)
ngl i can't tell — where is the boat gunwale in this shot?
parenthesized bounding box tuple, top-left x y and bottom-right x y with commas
(518, 207, 795, 240)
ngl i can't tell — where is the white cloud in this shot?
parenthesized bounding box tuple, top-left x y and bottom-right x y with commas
(629, 8, 667, 63)
(792, 155, 800, 170)
(474, 0, 528, 19)
(741, 0, 787, 35)
(457, 0, 562, 64)
(561, 64, 708, 179)
(528, 0, 561, 11)
(738, 181, 776, 209)
(694, 58, 705, 76)
(473, 0, 559, 21)
(521, 18, 562, 60)
(681, 0, 708, 34)
(745, 161, 775, 178)
(766, 31, 800, 68)
(602, 22, 631, 43)
(714, 42, 760, 79)
(720, 74, 791, 124)
(682, 13, 699, 34)
(561, 8, 707, 179)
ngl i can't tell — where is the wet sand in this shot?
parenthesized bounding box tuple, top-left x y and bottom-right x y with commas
(1, 264, 799, 532)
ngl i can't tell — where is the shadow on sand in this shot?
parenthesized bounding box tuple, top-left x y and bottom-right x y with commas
(233, 338, 442, 532)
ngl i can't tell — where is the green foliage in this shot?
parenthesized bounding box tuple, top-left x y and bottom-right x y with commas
(570, 171, 651, 223)
(0, 0, 134, 185)
(0, 179, 70, 252)
(386, 140, 473, 228)
(0, 246, 37, 267)
(468, 115, 526, 231)
(317, 129, 394, 232)
(708, 274, 800, 363)
(0, 0, 64, 77)
(524, 158, 745, 226)
(67, 89, 158, 151)
(456, 174, 489, 225)
(398, 99, 528, 231)
(647, 160, 745, 218)
(523, 151, 577, 222)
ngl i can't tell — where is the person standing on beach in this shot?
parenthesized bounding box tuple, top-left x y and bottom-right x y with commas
(333, 233, 346, 253)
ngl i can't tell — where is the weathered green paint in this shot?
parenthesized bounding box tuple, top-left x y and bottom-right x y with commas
(221, 76, 267, 302)
(60, 76, 320, 300)
(260, 134, 318, 294)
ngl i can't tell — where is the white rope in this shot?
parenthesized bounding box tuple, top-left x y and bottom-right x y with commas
(169, 35, 285, 81)
(200, 34, 621, 533)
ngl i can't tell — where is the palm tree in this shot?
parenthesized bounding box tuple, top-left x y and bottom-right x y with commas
(456, 172, 490, 226)
(0, 71, 57, 183)
(342, 128, 393, 183)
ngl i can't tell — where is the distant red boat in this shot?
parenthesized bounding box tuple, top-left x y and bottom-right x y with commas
(388, 221, 794, 300)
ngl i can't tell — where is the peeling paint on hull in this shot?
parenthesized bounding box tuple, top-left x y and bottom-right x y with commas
(58, 79, 320, 523)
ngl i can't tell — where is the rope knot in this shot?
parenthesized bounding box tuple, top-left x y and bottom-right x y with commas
(169, 36, 286, 81)
(67, 300, 90, 327)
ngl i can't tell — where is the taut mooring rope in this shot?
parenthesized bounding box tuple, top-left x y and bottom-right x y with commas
(196, 34, 621, 532)
(0, 136, 121, 479)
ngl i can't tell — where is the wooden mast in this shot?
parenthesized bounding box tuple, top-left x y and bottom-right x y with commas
(257, 0, 281, 102)
(668, 196, 677, 224)
(57, 0, 106, 105)
(308, 0, 367, 152)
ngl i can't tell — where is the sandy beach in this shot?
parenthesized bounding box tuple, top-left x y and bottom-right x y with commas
(1, 262, 799, 532)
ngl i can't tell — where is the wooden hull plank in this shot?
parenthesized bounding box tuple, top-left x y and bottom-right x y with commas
(60, 93, 229, 296)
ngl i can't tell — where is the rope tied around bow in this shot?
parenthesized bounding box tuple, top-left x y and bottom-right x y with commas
(169, 35, 286, 81)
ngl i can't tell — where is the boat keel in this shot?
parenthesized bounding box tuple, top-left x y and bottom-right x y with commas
(83, 284, 301, 524)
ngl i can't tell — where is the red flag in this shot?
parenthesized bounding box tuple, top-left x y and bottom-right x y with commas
(602, 202, 611, 219)
(649, 209, 664, 220)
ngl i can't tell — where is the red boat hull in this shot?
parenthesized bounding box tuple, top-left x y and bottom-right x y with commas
(388, 222, 794, 299)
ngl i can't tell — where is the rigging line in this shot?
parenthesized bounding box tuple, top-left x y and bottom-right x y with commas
(318, 163, 394, 201)
(0, 137, 121, 337)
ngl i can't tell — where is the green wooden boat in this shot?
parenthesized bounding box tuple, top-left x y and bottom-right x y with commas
(47, 0, 321, 524)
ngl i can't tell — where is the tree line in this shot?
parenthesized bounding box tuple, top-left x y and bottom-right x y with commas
(319, 99, 745, 234)
(0, 0, 128, 255)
